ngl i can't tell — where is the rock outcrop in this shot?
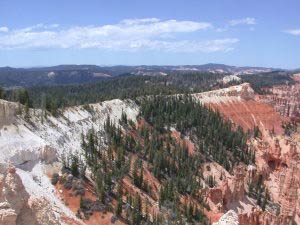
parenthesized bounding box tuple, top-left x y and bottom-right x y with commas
(1, 82, 299, 224)
(238, 209, 293, 225)
(207, 188, 224, 212)
(192, 83, 284, 134)
(0, 164, 28, 225)
(205, 163, 249, 219)
(0, 99, 139, 165)
(192, 82, 300, 224)
(0, 100, 17, 129)
(212, 210, 239, 225)
(192, 83, 255, 104)
(260, 83, 300, 124)
(0, 98, 139, 224)
(0, 163, 61, 225)
(229, 164, 246, 202)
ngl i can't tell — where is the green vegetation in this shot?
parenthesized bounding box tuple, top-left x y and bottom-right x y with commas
(0, 86, 3, 99)
(2, 71, 294, 120)
(74, 94, 256, 224)
(248, 175, 271, 211)
(78, 108, 210, 223)
(241, 71, 294, 94)
(0, 66, 109, 87)
(140, 95, 255, 171)
(2, 66, 297, 224)
(3, 73, 226, 113)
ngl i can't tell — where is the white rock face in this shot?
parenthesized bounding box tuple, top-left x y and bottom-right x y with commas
(0, 98, 139, 224)
(213, 210, 239, 225)
(16, 163, 79, 224)
(0, 98, 139, 166)
(0, 99, 17, 128)
(223, 75, 241, 84)
(0, 163, 64, 225)
(192, 83, 254, 104)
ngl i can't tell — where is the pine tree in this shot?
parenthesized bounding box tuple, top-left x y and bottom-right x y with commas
(131, 194, 142, 225)
(262, 189, 270, 211)
(0, 86, 4, 99)
(133, 160, 140, 187)
(121, 110, 128, 124)
(115, 182, 123, 217)
(70, 155, 79, 177)
(24, 102, 30, 120)
(139, 167, 143, 188)
(96, 174, 105, 204)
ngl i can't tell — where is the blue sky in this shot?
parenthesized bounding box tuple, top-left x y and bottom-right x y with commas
(0, 0, 299, 68)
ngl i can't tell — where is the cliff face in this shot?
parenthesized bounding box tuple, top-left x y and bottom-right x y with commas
(192, 83, 284, 134)
(238, 210, 293, 225)
(260, 135, 300, 222)
(0, 163, 60, 225)
(192, 83, 255, 104)
(0, 98, 139, 225)
(219, 210, 291, 225)
(206, 142, 298, 225)
(0, 98, 139, 166)
(260, 83, 300, 123)
(200, 83, 300, 225)
(1, 82, 299, 225)
(0, 164, 25, 225)
(0, 100, 17, 129)
(212, 210, 239, 225)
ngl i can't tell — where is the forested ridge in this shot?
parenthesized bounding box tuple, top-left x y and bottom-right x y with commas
(241, 71, 294, 94)
(0, 64, 274, 88)
(2, 73, 227, 114)
(0, 69, 288, 224)
(1, 71, 294, 115)
(58, 95, 255, 224)
(139, 96, 255, 170)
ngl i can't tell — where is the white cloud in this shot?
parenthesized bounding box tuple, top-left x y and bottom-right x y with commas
(0, 19, 238, 53)
(20, 23, 60, 32)
(162, 38, 239, 53)
(283, 29, 300, 36)
(0, 27, 9, 32)
(229, 17, 256, 26)
(121, 18, 160, 25)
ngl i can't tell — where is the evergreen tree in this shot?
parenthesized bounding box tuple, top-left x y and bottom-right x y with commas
(115, 182, 123, 217)
(131, 194, 142, 225)
(0, 86, 3, 99)
(70, 155, 79, 177)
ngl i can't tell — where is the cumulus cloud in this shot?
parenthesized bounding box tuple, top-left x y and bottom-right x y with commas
(229, 17, 256, 26)
(20, 23, 60, 32)
(283, 29, 300, 36)
(121, 18, 161, 25)
(0, 18, 238, 52)
(0, 27, 9, 32)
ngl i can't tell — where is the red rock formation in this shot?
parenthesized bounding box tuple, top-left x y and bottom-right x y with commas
(209, 100, 284, 134)
(239, 209, 292, 225)
(230, 164, 246, 202)
(252, 127, 300, 224)
(192, 83, 284, 134)
(207, 188, 224, 212)
(260, 83, 300, 124)
(198, 82, 300, 224)
(205, 164, 247, 214)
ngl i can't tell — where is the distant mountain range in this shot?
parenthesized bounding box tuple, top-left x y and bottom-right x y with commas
(0, 63, 280, 88)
